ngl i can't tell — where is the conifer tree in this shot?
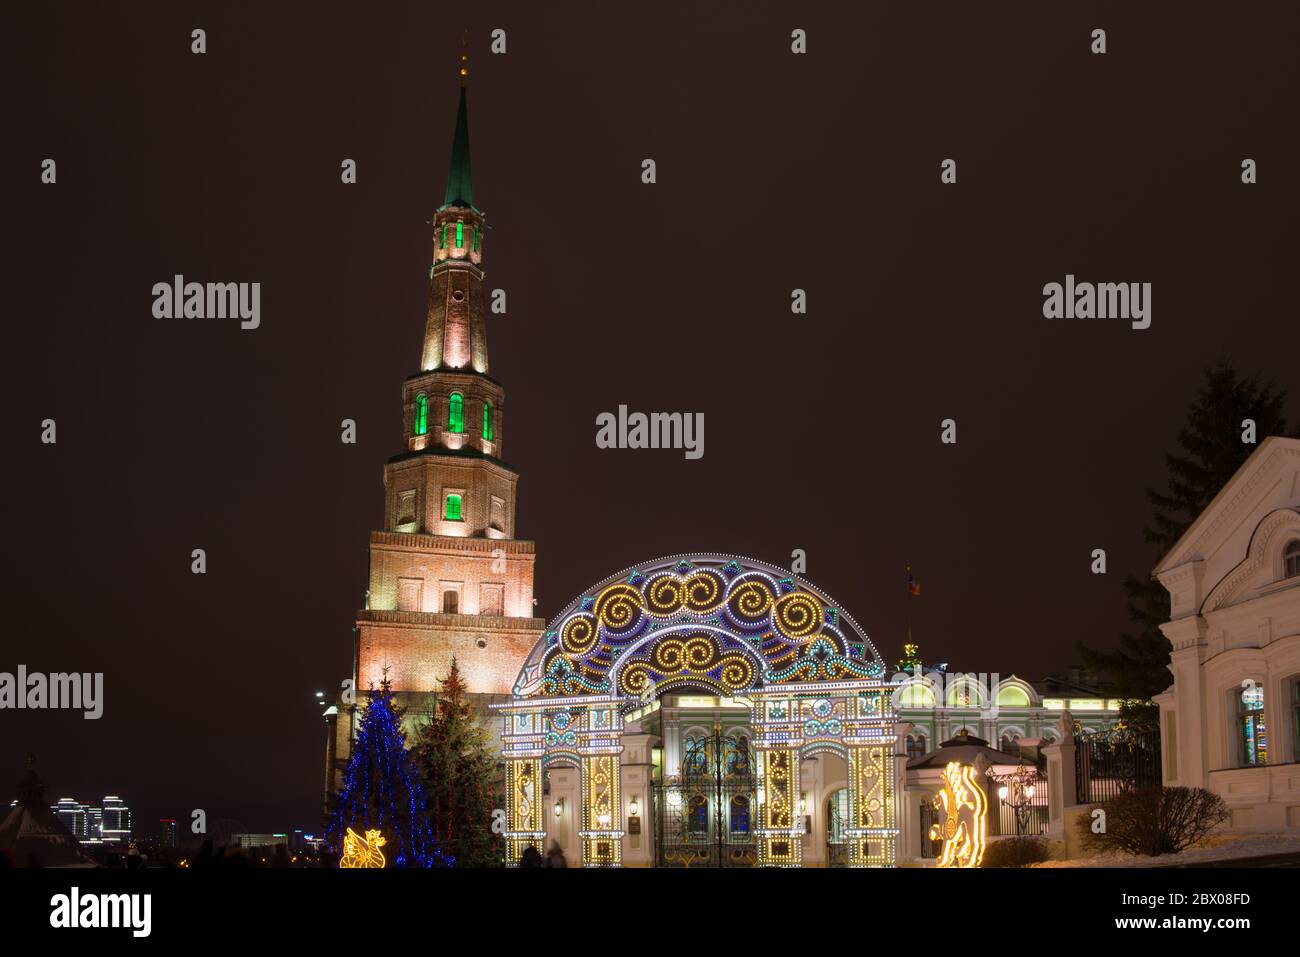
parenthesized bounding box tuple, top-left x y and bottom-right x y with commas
(1080, 359, 1292, 702)
(326, 675, 448, 867)
(414, 659, 502, 867)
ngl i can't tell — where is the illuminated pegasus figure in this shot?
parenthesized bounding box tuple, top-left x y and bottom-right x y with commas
(931, 761, 987, 868)
(340, 827, 387, 868)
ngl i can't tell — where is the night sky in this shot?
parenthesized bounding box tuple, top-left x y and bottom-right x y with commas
(4, 3, 1298, 831)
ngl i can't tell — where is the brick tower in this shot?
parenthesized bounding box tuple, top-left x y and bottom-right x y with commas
(326, 55, 545, 796)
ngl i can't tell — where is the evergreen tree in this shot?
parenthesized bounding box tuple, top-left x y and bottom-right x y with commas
(1080, 359, 1291, 701)
(326, 676, 448, 867)
(414, 659, 502, 867)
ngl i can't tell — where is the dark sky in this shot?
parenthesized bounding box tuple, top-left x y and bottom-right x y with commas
(4, 3, 1297, 831)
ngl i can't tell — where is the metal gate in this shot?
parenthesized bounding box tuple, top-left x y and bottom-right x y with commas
(653, 725, 757, 867)
(919, 798, 939, 858)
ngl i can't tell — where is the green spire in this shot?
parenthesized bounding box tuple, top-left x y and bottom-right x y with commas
(443, 49, 473, 209)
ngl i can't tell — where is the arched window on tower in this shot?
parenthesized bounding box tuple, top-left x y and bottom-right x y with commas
(1285, 540, 1300, 579)
(455, 222, 464, 248)
(413, 394, 428, 436)
(444, 494, 462, 522)
(483, 400, 494, 441)
(448, 392, 464, 433)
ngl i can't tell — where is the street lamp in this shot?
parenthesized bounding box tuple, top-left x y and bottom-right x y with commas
(993, 762, 1039, 835)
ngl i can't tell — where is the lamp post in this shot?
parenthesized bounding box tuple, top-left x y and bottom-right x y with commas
(993, 762, 1038, 835)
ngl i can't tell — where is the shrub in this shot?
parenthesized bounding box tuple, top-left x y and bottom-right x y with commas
(1077, 786, 1229, 857)
(982, 836, 1051, 868)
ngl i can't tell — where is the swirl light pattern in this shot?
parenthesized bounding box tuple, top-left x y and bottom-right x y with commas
(513, 554, 884, 701)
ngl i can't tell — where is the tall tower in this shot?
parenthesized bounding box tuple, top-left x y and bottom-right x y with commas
(326, 55, 545, 797)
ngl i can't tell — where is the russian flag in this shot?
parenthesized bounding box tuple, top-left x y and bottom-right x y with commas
(907, 567, 921, 596)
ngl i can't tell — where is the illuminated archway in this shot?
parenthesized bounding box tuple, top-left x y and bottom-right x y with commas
(495, 554, 899, 868)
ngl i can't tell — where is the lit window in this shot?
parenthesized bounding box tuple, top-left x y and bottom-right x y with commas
(472, 227, 480, 252)
(448, 392, 464, 433)
(441, 224, 448, 249)
(688, 795, 708, 837)
(444, 494, 462, 521)
(729, 795, 750, 834)
(482, 400, 494, 441)
(413, 394, 428, 436)
(1238, 684, 1267, 766)
(455, 222, 464, 248)
(1285, 540, 1300, 578)
(724, 735, 750, 776)
(683, 735, 707, 777)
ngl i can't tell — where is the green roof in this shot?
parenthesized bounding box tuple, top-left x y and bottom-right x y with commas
(443, 86, 473, 208)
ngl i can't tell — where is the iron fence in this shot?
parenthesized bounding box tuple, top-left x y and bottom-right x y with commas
(1073, 725, 1161, 804)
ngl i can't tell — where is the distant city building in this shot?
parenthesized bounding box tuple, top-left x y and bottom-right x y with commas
(159, 818, 177, 848)
(100, 795, 131, 845)
(45, 794, 131, 846)
(52, 797, 88, 840)
(233, 833, 290, 849)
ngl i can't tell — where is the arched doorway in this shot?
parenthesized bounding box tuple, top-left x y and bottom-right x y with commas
(495, 554, 900, 867)
(653, 722, 758, 866)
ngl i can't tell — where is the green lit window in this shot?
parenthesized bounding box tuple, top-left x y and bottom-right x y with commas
(444, 494, 462, 521)
(441, 224, 448, 249)
(472, 227, 480, 252)
(448, 392, 464, 433)
(482, 400, 493, 440)
(413, 394, 428, 436)
(456, 222, 464, 248)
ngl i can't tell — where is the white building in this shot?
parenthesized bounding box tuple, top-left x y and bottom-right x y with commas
(1154, 436, 1300, 831)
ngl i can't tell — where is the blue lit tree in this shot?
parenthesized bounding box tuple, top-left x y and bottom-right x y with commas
(326, 676, 451, 867)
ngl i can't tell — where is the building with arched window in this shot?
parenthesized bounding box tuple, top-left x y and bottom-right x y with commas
(888, 656, 1120, 755)
(1154, 436, 1300, 831)
(324, 64, 547, 802)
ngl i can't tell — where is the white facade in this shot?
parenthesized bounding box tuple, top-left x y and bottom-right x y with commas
(1154, 436, 1300, 831)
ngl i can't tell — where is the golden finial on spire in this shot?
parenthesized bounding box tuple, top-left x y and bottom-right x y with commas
(459, 30, 469, 87)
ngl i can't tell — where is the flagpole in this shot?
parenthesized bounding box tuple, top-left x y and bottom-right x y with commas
(905, 563, 912, 648)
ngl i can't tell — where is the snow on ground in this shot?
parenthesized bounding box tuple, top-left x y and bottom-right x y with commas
(1034, 831, 1300, 867)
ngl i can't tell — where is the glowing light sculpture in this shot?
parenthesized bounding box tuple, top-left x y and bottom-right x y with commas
(932, 761, 987, 868)
(339, 828, 387, 868)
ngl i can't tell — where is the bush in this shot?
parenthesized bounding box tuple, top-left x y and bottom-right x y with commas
(982, 836, 1051, 868)
(1077, 786, 1229, 857)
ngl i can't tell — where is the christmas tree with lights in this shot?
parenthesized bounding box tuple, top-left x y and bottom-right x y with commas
(414, 659, 502, 867)
(327, 674, 450, 867)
